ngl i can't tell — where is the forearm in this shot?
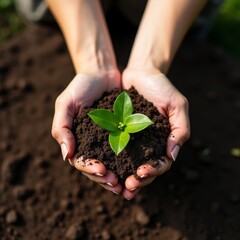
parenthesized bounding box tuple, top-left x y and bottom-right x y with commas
(127, 0, 207, 74)
(46, 0, 117, 73)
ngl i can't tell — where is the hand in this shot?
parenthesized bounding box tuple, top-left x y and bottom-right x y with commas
(121, 68, 190, 199)
(51, 70, 122, 194)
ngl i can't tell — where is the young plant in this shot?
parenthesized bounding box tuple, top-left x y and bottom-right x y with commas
(88, 91, 153, 155)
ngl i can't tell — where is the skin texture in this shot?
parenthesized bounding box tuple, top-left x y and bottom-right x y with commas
(47, 0, 207, 200)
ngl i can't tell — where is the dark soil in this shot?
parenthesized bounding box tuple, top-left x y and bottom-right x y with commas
(0, 12, 240, 240)
(73, 88, 170, 185)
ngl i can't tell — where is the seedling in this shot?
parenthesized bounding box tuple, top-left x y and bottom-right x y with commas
(88, 91, 153, 155)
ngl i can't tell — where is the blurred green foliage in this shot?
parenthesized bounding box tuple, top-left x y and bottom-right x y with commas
(0, 0, 24, 43)
(0, 0, 13, 8)
(210, 0, 240, 57)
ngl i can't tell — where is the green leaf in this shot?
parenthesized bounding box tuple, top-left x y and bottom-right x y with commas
(113, 91, 133, 122)
(109, 131, 130, 155)
(88, 109, 119, 132)
(125, 113, 153, 133)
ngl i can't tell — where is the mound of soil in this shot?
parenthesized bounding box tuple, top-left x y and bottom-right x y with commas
(73, 88, 170, 184)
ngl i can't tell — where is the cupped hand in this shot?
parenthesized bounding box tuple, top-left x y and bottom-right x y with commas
(51, 70, 122, 194)
(121, 68, 190, 199)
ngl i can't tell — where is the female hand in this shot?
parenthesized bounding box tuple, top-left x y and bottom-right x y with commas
(121, 68, 190, 200)
(51, 70, 123, 194)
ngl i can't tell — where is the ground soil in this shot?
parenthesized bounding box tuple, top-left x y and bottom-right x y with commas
(73, 88, 170, 185)
(0, 12, 240, 240)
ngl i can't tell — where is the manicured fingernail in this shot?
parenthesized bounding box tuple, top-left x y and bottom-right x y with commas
(171, 145, 180, 161)
(106, 182, 114, 187)
(112, 191, 119, 195)
(61, 143, 68, 161)
(95, 173, 104, 177)
(140, 174, 148, 178)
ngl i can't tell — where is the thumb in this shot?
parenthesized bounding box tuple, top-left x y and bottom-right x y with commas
(51, 97, 76, 160)
(166, 104, 190, 161)
(167, 128, 190, 161)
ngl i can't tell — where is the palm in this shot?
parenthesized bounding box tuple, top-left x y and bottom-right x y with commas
(122, 70, 182, 117)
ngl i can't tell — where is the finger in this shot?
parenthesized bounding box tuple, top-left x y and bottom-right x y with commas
(51, 95, 76, 160)
(99, 183, 123, 195)
(81, 170, 118, 186)
(125, 175, 156, 191)
(136, 157, 173, 178)
(167, 97, 190, 161)
(122, 187, 141, 200)
(69, 155, 106, 176)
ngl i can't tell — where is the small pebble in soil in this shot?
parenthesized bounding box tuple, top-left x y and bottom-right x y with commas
(60, 199, 73, 210)
(101, 230, 112, 240)
(16, 78, 33, 92)
(5, 210, 18, 224)
(47, 211, 65, 227)
(159, 227, 182, 240)
(65, 223, 86, 240)
(133, 206, 150, 226)
(95, 204, 107, 214)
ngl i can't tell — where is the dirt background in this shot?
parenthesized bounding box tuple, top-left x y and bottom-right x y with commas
(0, 10, 240, 240)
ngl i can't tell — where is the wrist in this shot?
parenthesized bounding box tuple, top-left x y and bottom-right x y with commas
(127, 43, 171, 75)
(73, 47, 118, 74)
(126, 63, 169, 76)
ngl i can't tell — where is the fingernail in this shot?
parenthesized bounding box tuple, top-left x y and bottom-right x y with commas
(130, 187, 138, 192)
(61, 143, 68, 161)
(95, 173, 104, 177)
(140, 174, 148, 178)
(171, 145, 180, 161)
(106, 182, 114, 187)
(112, 191, 119, 195)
